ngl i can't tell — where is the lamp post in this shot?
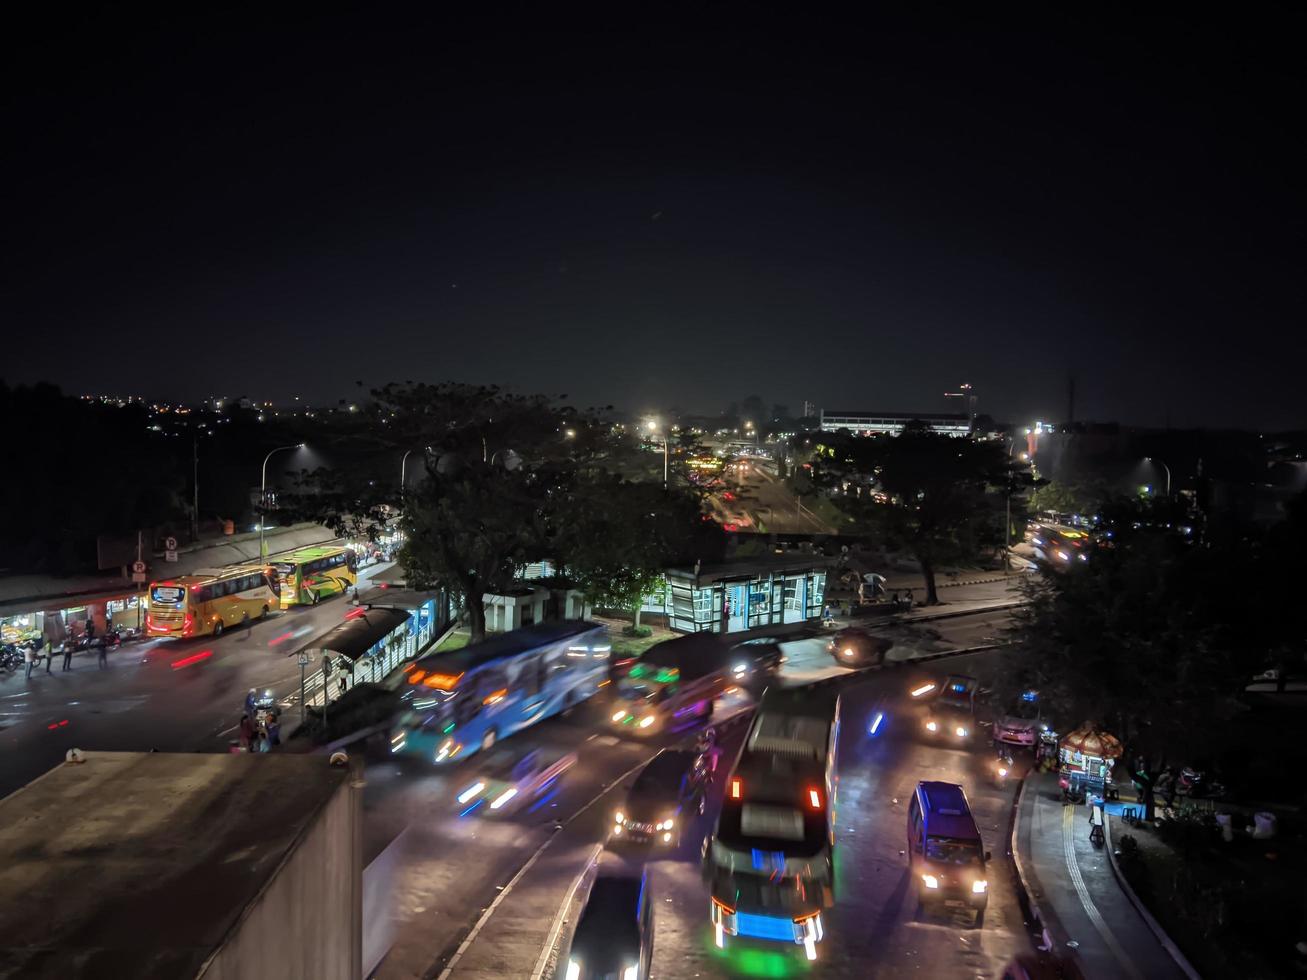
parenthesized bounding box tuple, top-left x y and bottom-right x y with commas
(1145, 457, 1171, 497)
(645, 419, 668, 489)
(400, 449, 415, 500)
(260, 444, 303, 558)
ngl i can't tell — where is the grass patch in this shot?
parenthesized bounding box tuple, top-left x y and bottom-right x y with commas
(433, 629, 470, 652)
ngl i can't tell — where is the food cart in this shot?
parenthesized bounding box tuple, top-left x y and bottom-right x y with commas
(1058, 725, 1124, 801)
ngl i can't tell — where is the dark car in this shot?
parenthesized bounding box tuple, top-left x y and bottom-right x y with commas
(826, 626, 891, 667)
(565, 867, 653, 980)
(729, 638, 785, 683)
(611, 749, 710, 848)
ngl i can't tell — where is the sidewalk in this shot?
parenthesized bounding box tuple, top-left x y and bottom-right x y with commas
(1015, 771, 1186, 980)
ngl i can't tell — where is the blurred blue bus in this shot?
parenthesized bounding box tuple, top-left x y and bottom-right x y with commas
(390, 621, 610, 764)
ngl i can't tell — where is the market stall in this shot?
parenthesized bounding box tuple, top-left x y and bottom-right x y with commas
(1058, 725, 1124, 800)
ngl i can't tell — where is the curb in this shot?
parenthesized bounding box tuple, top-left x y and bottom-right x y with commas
(1103, 814, 1202, 980)
(1009, 774, 1061, 956)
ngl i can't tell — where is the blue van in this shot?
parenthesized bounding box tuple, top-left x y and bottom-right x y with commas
(906, 781, 990, 923)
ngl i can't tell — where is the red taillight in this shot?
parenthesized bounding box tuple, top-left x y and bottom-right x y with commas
(730, 778, 742, 800)
(807, 788, 822, 810)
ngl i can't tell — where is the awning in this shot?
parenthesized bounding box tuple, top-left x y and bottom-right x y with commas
(301, 607, 411, 662)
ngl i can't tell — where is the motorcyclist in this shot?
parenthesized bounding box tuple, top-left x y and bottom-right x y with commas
(696, 726, 719, 773)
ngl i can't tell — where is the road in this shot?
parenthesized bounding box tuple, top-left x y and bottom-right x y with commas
(710, 459, 831, 534)
(363, 611, 1028, 979)
(0, 562, 396, 799)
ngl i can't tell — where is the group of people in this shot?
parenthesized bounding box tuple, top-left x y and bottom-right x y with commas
(19, 626, 108, 678)
(237, 711, 282, 753)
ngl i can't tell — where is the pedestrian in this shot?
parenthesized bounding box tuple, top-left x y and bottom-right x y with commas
(255, 721, 269, 753)
(238, 714, 255, 751)
(84, 618, 96, 644)
(266, 713, 282, 748)
(96, 637, 108, 669)
(337, 674, 347, 698)
(903, 588, 915, 608)
(24, 643, 35, 680)
(61, 640, 73, 671)
(44, 637, 54, 674)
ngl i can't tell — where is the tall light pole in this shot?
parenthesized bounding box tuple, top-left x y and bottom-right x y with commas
(260, 444, 303, 558)
(400, 449, 414, 500)
(645, 419, 668, 489)
(1145, 457, 1172, 497)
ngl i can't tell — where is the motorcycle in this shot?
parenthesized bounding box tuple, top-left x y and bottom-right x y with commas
(993, 748, 1015, 788)
(1176, 766, 1225, 800)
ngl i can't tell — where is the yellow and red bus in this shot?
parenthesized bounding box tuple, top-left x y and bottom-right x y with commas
(146, 565, 280, 639)
(272, 546, 358, 607)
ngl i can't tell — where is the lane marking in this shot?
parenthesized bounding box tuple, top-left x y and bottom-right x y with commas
(529, 843, 603, 980)
(1061, 805, 1144, 980)
(433, 755, 654, 980)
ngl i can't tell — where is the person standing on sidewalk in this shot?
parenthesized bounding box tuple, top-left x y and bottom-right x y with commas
(44, 637, 54, 674)
(24, 643, 35, 680)
(62, 640, 74, 672)
(84, 618, 96, 645)
(96, 637, 108, 669)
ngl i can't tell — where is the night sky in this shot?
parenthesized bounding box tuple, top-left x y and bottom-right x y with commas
(5, 12, 1303, 428)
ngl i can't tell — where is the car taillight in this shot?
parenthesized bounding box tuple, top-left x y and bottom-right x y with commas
(730, 777, 743, 800)
(807, 787, 822, 810)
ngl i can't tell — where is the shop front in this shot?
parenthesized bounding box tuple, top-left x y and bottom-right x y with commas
(643, 556, 831, 635)
(1, 590, 143, 648)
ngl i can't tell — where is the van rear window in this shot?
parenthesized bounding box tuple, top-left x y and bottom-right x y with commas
(741, 805, 804, 841)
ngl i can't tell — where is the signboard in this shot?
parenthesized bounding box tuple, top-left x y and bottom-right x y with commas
(297, 651, 313, 666)
(164, 536, 178, 550)
(132, 560, 147, 574)
(132, 572, 147, 584)
(164, 550, 178, 562)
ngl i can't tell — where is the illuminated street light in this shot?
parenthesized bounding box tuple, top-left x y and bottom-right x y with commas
(260, 444, 304, 557)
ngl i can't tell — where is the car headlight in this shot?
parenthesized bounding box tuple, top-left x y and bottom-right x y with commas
(612, 709, 628, 722)
(639, 715, 655, 728)
(842, 647, 854, 658)
(956, 726, 968, 737)
(926, 720, 938, 732)
(622, 964, 638, 980)
(921, 874, 939, 889)
(972, 879, 988, 894)
(566, 959, 581, 980)
(615, 811, 624, 824)
(733, 662, 748, 674)
(998, 767, 1009, 777)
(658, 818, 675, 830)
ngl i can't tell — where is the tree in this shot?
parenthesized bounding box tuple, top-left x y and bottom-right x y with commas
(808, 431, 1012, 603)
(1029, 478, 1108, 517)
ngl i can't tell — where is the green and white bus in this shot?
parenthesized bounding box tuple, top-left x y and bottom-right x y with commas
(272, 546, 358, 607)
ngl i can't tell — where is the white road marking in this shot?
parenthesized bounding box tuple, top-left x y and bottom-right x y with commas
(529, 843, 602, 980)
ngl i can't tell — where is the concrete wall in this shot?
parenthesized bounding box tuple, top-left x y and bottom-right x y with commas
(199, 767, 363, 980)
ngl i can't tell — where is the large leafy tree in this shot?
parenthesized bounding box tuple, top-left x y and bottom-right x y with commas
(809, 429, 1019, 603)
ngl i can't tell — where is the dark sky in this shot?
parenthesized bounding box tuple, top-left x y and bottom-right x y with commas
(4, 11, 1304, 429)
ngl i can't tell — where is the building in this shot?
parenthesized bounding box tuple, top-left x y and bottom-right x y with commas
(0, 752, 362, 979)
(820, 410, 970, 437)
(641, 554, 832, 635)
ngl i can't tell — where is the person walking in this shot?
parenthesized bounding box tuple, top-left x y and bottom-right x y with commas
(266, 713, 281, 748)
(24, 643, 35, 680)
(62, 640, 74, 672)
(96, 637, 108, 669)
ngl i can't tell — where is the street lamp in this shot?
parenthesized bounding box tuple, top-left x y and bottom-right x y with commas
(1144, 457, 1171, 497)
(260, 444, 304, 557)
(645, 419, 668, 489)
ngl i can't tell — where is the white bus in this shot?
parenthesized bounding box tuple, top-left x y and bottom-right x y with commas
(706, 686, 841, 961)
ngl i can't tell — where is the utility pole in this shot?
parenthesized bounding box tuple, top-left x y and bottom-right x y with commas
(191, 431, 200, 542)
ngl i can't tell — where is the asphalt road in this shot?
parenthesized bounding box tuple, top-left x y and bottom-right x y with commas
(710, 460, 830, 534)
(0, 562, 396, 798)
(364, 629, 1029, 979)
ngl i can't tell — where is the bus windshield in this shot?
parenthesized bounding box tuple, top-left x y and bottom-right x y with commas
(150, 585, 186, 605)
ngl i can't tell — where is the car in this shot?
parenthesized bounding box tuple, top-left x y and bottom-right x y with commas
(826, 626, 891, 667)
(565, 867, 653, 980)
(729, 638, 785, 683)
(924, 677, 977, 742)
(907, 781, 990, 924)
(452, 747, 576, 815)
(993, 690, 1043, 747)
(611, 749, 711, 848)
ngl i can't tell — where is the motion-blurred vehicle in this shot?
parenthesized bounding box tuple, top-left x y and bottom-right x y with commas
(706, 687, 840, 961)
(609, 634, 732, 735)
(907, 781, 990, 924)
(565, 866, 653, 980)
(453, 747, 577, 815)
(923, 675, 977, 742)
(826, 626, 891, 668)
(993, 689, 1043, 747)
(611, 749, 710, 848)
(728, 638, 785, 684)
